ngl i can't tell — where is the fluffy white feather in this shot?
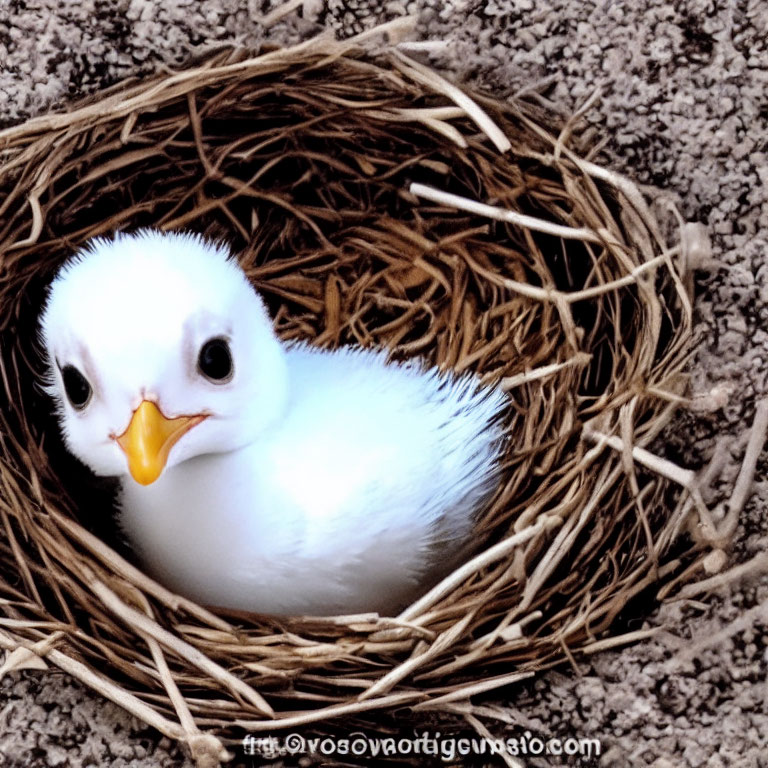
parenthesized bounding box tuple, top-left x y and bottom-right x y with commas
(40, 230, 506, 616)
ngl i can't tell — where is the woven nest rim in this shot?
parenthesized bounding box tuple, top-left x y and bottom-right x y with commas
(0, 33, 705, 761)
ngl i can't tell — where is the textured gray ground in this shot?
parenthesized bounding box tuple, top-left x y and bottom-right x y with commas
(1, 1, 767, 767)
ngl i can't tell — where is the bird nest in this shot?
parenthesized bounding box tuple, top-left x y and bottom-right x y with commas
(0, 35, 702, 765)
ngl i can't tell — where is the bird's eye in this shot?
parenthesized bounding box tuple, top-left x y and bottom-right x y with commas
(61, 365, 92, 410)
(197, 337, 233, 383)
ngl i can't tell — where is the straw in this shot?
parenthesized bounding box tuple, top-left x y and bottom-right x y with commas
(0, 36, 702, 767)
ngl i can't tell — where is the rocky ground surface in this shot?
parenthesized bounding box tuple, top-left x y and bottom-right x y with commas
(1, 1, 767, 766)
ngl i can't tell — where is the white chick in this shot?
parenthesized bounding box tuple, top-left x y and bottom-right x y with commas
(40, 231, 506, 616)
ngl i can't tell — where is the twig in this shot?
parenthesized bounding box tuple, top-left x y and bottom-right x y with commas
(675, 552, 768, 600)
(396, 40, 451, 53)
(410, 182, 603, 243)
(581, 427, 696, 490)
(393, 51, 512, 153)
(412, 671, 534, 709)
(84, 571, 274, 718)
(579, 627, 661, 655)
(714, 397, 768, 541)
(258, 0, 305, 27)
(464, 713, 524, 768)
(500, 353, 592, 391)
(359, 612, 475, 701)
(0, 629, 186, 740)
(234, 692, 424, 731)
(397, 515, 559, 623)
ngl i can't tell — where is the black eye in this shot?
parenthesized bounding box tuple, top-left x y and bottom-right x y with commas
(61, 365, 92, 409)
(197, 337, 233, 382)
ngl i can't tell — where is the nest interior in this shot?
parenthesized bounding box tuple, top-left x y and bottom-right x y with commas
(0, 40, 696, 759)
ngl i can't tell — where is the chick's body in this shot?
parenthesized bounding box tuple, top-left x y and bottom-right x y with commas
(41, 231, 506, 616)
(123, 344, 502, 615)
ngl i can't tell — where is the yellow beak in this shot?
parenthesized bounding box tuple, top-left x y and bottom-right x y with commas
(115, 400, 206, 486)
